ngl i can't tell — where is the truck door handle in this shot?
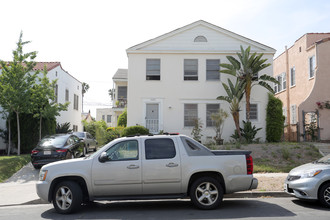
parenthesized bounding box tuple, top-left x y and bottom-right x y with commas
(127, 165, 139, 169)
(166, 163, 178, 167)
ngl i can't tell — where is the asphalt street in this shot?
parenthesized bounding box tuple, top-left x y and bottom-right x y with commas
(0, 197, 329, 220)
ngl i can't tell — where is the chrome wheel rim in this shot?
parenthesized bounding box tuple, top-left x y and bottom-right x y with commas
(55, 186, 73, 210)
(324, 186, 330, 205)
(195, 182, 218, 206)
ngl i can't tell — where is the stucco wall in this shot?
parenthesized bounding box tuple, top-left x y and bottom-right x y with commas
(127, 53, 273, 142)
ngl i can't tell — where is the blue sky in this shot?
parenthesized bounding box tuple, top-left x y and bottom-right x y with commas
(0, 0, 329, 117)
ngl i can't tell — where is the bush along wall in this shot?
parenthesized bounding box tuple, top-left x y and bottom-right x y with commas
(121, 125, 149, 137)
(8, 112, 56, 154)
(266, 93, 285, 142)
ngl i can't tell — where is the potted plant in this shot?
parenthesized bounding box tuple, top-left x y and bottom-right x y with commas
(211, 109, 228, 145)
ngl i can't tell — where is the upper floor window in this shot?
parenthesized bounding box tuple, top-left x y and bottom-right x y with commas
(145, 138, 176, 160)
(206, 104, 220, 127)
(275, 72, 286, 93)
(184, 59, 198, 81)
(290, 67, 295, 87)
(65, 89, 69, 102)
(107, 115, 111, 123)
(309, 55, 316, 78)
(194, 36, 207, 42)
(184, 104, 198, 127)
(206, 59, 220, 81)
(118, 86, 127, 100)
(73, 94, 79, 110)
(146, 59, 160, 80)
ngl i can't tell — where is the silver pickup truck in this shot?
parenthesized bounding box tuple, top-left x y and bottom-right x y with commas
(36, 134, 258, 214)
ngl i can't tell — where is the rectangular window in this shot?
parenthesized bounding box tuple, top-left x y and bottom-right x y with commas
(290, 105, 297, 124)
(65, 89, 69, 102)
(206, 104, 220, 127)
(184, 59, 198, 80)
(145, 138, 176, 159)
(309, 55, 316, 78)
(73, 94, 79, 110)
(73, 125, 78, 132)
(184, 104, 198, 127)
(275, 73, 286, 93)
(282, 72, 286, 90)
(283, 107, 287, 125)
(146, 59, 160, 80)
(107, 115, 111, 123)
(118, 86, 127, 100)
(55, 84, 58, 103)
(290, 67, 295, 87)
(249, 104, 258, 120)
(206, 59, 220, 80)
(102, 115, 105, 121)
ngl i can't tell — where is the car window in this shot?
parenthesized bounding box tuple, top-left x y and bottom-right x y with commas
(145, 138, 176, 160)
(72, 135, 80, 143)
(87, 133, 93, 139)
(105, 140, 139, 161)
(38, 136, 67, 148)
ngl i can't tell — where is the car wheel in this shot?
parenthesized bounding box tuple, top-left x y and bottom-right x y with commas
(318, 182, 330, 208)
(190, 177, 223, 210)
(53, 181, 82, 214)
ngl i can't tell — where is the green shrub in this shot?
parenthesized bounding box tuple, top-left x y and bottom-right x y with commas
(117, 109, 127, 127)
(266, 93, 285, 142)
(56, 122, 72, 133)
(121, 125, 149, 137)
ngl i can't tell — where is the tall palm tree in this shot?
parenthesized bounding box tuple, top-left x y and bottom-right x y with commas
(220, 46, 278, 121)
(217, 78, 245, 138)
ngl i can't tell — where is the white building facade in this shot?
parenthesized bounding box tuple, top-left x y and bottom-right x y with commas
(126, 20, 276, 143)
(0, 62, 82, 151)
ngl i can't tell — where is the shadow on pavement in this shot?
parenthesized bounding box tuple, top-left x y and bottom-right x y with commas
(41, 199, 296, 219)
(291, 199, 329, 210)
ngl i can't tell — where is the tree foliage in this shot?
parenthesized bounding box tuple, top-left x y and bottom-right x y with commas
(0, 32, 38, 155)
(121, 125, 149, 137)
(266, 93, 285, 142)
(117, 109, 127, 127)
(220, 46, 278, 121)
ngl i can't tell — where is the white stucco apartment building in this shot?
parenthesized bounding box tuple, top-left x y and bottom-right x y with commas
(0, 62, 82, 152)
(126, 20, 276, 143)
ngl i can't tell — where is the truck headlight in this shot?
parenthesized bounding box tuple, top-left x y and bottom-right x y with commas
(301, 170, 322, 178)
(39, 170, 48, 181)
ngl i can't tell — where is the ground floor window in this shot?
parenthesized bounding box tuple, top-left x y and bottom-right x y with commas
(184, 104, 198, 127)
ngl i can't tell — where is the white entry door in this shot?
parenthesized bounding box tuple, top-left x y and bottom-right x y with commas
(146, 104, 159, 134)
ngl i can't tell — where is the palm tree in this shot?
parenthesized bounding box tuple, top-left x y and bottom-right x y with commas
(217, 78, 245, 138)
(220, 46, 278, 121)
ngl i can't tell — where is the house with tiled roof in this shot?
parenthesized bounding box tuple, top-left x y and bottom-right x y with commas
(274, 33, 330, 142)
(0, 62, 83, 152)
(126, 20, 276, 143)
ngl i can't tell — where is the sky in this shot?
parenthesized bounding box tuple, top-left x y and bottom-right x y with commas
(1, 0, 330, 117)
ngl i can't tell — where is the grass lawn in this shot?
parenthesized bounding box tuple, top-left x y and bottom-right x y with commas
(0, 154, 30, 183)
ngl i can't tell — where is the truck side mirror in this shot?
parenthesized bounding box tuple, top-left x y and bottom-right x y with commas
(99, 152, 108, 163)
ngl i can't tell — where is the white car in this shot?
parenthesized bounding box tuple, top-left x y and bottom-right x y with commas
(285, 154, 330, 207)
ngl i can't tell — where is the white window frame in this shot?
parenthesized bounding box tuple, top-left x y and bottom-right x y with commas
(146, 59, 161, 80)
(275, 72, 286, 93)
(290, 67, 295, 87)
(290, 104, 297, 124)
(309, 55, 316, 79)
(184, 59, 198, 81)
(73, 94, 79, 110)
(184, 103, 198, 127)
(206, 59, 220, 81)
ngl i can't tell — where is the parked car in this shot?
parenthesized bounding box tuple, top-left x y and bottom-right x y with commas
(31, 134, 85, 169)
(36, 134, 257, 214)
(285, 154, 330, 208)
(72, 132, 98, 153)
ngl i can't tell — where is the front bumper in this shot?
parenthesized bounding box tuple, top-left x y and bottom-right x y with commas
(36, 180, 51, 202)
(284, 176, 320, 200)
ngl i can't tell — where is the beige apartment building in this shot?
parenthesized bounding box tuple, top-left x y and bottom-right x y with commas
(274, 33, 330, 142)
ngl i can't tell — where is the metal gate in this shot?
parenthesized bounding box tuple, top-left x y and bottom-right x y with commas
(302, 110, 320, 141)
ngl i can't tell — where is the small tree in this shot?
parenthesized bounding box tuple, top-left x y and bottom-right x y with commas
(191, 118, 203, 142)
(266, 93, 285, 142)
(211, 109, 228, 144)
(117, 109, 127, 127)
(0, 32, 38, 155)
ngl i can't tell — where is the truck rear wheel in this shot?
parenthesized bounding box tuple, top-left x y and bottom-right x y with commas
(190, 177, 223, 210)
(53, 181, 82, 214)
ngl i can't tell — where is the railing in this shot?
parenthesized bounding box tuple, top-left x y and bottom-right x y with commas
(146, 119, 159, 134)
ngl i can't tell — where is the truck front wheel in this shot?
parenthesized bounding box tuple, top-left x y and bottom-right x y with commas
(53, 181, 83, 214)
(190, 177, 223, 210)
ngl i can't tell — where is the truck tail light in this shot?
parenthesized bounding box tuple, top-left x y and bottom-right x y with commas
(246, 154, 253, 175)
